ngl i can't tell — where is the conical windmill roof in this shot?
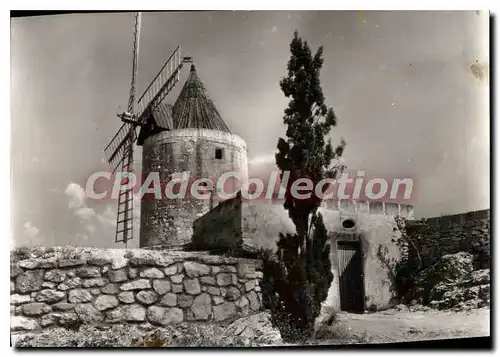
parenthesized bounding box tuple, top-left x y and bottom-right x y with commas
(172, 64, 231, 133)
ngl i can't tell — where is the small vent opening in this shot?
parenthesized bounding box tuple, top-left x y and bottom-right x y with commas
(215, 148, 223, 159)
(342, 219, 356, 229)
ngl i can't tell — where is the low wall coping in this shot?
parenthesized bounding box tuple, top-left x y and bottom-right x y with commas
(11, 246, 261, 268)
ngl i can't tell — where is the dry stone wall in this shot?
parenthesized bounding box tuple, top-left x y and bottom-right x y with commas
(10, 247, 263, 333)
(408, 209, 490, 269)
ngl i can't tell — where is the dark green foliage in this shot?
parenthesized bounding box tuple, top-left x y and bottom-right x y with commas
(390, 216, 429, 304)
(393, 258, 422, 303)
(268, 31, 345, 342)
(276, 31, 346, 245)
(260, 215, 333, 341)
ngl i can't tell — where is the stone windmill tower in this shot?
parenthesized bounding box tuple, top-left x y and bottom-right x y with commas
(103, 13, 248, 249)
(138, 64, 248, 249)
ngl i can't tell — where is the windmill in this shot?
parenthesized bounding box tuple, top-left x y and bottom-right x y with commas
(103, 12, 192, 247)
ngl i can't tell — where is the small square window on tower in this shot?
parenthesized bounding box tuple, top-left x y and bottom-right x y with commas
(215, 148, 223, 160)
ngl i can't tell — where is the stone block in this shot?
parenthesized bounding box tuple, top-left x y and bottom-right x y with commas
(184, 278, 201, 295)
(222, 286, 241, 301)
(44, 270, 66, 283)
(216, 273, 232, 286)
(136, 290, 159, 305)
(152, 280, 171, 295)
(140, 268, 165, 279)
(52, 303, 75, 311)
(75, 303, 104, 323)
(94, 295, 120, 311)
(68, 289, 93, 303)
(172, 284, 183, 293)
(11, 316, 39, 331)
(15, 270, 44, 293)
(34, 289, 66, 304)
(76, 267, 101, 278)
(246, 291, 260, 311)
(163, 264, 178, 276)
(120, 279, 151, 291)
(191, 293, 212, 320)
(42, 282, 56, 289)
(207, 286, 220, 296)
(220, 265, 237, 273)
(101, 283, 120, 295)
(200, 276, 216, 285)
(82, 278, 109, 288)
(212, 296, 224, 305)
(244, 280, 256, 292)
(184, 261, 211, 277)
(213, 301, 237, 321)
(88, 258, 111, 266)
(11, 294, 31, 305)
(11, 264, 23, 278)
(108, 269, 128, 283)
(147, 306, 183, 325)
(170, 274, 184, 284)
(159, 293, 177, 307)
(58, 259, 86, 268)
(118, 291, 135, 304)
(58, 277, 82, 291)
(22, 302, 52, 316)
(177, 294, 194, 308)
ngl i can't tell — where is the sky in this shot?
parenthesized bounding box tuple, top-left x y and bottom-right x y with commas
(11, 11, 490, 248)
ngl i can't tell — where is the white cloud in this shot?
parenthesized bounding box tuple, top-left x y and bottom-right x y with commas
(23, 221, 40, 240)
(63, 183, 141, 245)
(271, 25, 278, 33)
(64, 181, 113, 242)
(64, 182, 86, 208)
(97, 205, 117, 227)
(76, 207, 96, 221)
(248, 153, 276, 166)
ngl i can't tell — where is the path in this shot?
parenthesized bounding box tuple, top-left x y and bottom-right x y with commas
(321, 307, 490, 344)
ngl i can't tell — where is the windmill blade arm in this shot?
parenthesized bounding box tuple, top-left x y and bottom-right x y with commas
(137, 45, 180, 105)
(104, 123, 137, 171)
(127, 12, 142, 114)
(136, 46, 183, 123)
(136, 65, 183, 125)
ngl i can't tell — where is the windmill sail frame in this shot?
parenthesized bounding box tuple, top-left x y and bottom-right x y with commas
(104, 46, 186, 174)
(103, 12, 191, 246)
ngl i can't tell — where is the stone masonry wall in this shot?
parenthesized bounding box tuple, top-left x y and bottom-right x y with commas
(10, 247, 262, 333)
(408, 209, 490, 269)
(140, 129, 248, 249)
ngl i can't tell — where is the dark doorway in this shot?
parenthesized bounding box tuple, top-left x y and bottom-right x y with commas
(338, 241, 365, 313)
(215, 148, 223, 159)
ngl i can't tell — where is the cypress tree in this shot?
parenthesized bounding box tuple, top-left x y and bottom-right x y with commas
(269, 30, 346, 342)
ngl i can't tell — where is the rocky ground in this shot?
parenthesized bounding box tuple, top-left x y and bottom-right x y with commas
(12, 311, 281, 347)
(13, 306, 490, 347)
(412, 252, 490, 311)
